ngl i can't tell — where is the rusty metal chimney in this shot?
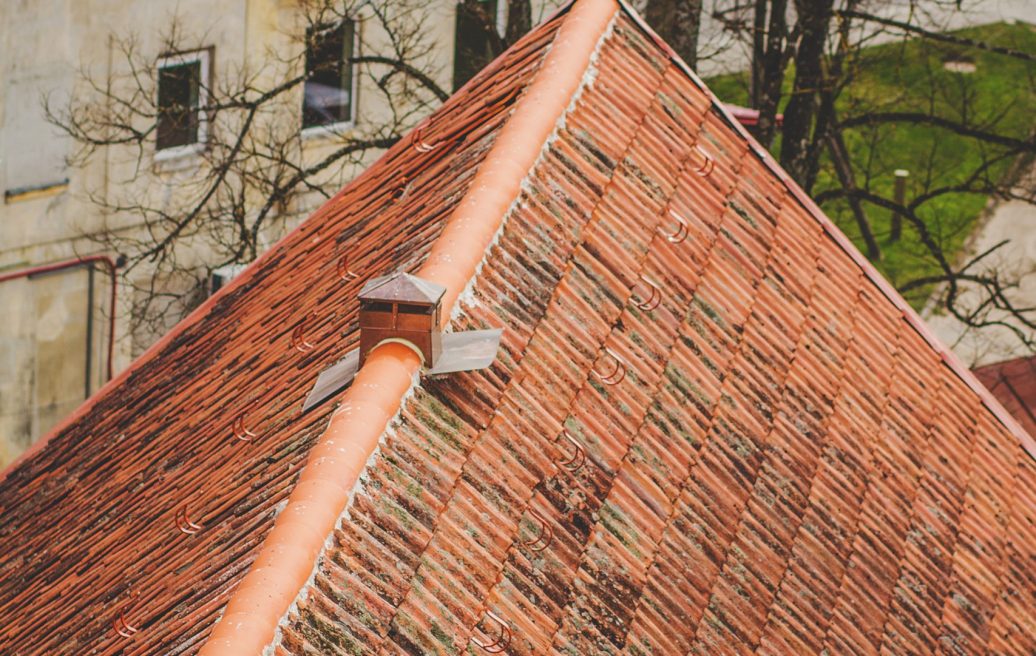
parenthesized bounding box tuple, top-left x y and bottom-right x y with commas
(357, 272, 445, 366)
(302, 271, 502, 413)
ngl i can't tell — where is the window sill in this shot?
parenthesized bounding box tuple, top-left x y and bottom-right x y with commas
(155, 142, 205, 160)
(153, 143, 206, 171)
(300, 121, 356, 142)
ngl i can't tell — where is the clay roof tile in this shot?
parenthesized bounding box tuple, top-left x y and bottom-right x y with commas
(2, 2, 1035, 656)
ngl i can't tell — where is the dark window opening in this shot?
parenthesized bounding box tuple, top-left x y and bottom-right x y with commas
(397, 303, 433, 315)
(157, 59, 203, 150)
(303, 20, 356, 129)
(453, 0, 501, 91)
(362, 301, 394, 313)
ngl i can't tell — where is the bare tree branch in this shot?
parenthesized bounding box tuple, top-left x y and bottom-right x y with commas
(838, 112, 1036, 151)
(43, 1, 459, 339)
(836, 9, 1036, 63)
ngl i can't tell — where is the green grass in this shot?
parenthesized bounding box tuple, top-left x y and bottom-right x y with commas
(707, 22, 1036, 310)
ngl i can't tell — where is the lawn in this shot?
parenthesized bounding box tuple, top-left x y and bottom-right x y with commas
(706, 22, 1036, 310)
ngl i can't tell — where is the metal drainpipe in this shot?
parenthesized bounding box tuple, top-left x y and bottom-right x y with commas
(0, 255, 120, 383)
(86, 264, 95, 397)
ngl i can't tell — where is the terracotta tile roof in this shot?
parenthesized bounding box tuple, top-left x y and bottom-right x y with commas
(0, 12, 565, 655)
(975, 355, 1036, 437)
(2, 1, 1036, 655)
(269, 5, 1036, 656)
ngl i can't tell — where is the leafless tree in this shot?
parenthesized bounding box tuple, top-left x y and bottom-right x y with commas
(48, 0, 1036, 356)
(711, 0, 1036, 355)
(644, 0, 704, 68)
(46, 0, 549, 345)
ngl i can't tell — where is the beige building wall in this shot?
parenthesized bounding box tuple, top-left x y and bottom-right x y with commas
(0, 0, 560, 468)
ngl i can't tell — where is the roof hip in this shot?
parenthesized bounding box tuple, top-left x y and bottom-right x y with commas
(197, 1, 619, 653)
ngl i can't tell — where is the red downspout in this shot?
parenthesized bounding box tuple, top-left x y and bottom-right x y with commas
(0, 255, 119, 380)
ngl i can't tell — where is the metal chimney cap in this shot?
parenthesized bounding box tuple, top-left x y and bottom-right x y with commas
(358, 272, 446, 304)
(302, 270, 503, 413)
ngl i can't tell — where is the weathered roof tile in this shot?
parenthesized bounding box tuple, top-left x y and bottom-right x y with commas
(4, 1, 1036, 655)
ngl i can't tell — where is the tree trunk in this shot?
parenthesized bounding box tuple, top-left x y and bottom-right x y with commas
(752, 0, 789, 148)
(802, 0, 858, 192)
(779, 0, 834, 184)
(644, 0, 703, 69)
(804, 77, 836, 193)
(453, 0, 506, 90)
(750, 0, 768, 108)
(505, 0, 532, 47)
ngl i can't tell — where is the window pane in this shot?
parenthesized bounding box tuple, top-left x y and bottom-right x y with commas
(157, 61, 201, 150)
(303, 20, 355, 129)
(453, 0, 499, 91)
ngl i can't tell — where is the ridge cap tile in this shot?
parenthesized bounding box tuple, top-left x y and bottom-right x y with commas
(3, 3, 1035, 656)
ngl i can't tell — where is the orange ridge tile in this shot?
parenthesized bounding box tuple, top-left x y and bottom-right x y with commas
(196, 1, 619, 654)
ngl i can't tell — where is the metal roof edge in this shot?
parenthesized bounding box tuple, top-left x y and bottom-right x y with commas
(614, 0, 1036, 461)
(197, 1, 620, 654)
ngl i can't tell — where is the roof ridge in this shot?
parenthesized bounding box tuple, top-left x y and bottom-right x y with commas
(197, 1, 619, 653)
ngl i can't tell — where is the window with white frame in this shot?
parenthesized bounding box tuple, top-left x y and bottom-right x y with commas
(156, 50, 210, 152)
(302, 20, 357, 130)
